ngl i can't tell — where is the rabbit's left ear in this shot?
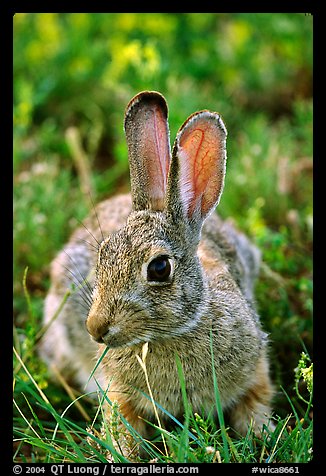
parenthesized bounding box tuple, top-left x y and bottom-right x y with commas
(167, 110, 227, 229)
(124, 91, 171, 212)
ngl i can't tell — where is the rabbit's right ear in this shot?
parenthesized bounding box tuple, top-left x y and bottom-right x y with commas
(166, 110, 227, 240)
(124, 91, 171, 212)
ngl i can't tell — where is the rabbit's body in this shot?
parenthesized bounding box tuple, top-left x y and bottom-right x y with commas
(40, 91, 273, 456)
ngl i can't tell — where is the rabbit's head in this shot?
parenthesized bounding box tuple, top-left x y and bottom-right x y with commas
(86, 91, 227, 347)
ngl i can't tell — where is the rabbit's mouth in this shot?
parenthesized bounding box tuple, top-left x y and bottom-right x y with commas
(99, 325, 150, 349)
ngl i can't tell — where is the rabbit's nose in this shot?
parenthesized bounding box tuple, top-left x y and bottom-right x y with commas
(86, 308, 109, 343)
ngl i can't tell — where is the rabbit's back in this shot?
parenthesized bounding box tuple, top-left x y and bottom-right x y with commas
(200, 212, 261, 306)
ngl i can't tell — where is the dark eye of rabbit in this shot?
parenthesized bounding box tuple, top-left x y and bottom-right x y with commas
(147, 256, 171, 282)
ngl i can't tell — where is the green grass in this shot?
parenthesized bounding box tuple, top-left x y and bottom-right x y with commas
(13, 280, 313, 463)
(13, 13, 312, 463)
(13, 319, 313, 463)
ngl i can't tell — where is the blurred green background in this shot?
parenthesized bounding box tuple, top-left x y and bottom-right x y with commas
(13, 13, 313, 418)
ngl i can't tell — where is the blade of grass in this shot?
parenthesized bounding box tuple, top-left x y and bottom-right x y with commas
(13, 398, 42, 440)
(86, 344, 109, 389)
(94, 377, 155, 460)
(134, 387, 200, 444)
(296, 418, 313, 462)
(175, 353, 191, 462)
(14, 286, 71, 375)
(281, 386, 302, 429)
(209, 329, 230, 462)
(14, 347, 86, 460)
(35, 289, 71, 343)
(51, 390, 94, 443)
(21, 392, 47, 438)
(48, 411, 86, 461)
(57, 417, 113, 463)
(22, 267, 33, 319)
(303, 390, 313, 424)
(50, 363, 91, 421)
(266, 414, 292, 463)
(13, 437, 28, 461)
(135, 342, 168, 458)
(13, 346, 50, 404)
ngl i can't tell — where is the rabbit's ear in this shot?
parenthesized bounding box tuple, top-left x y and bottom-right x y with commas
(124, 91, 171, 211)
(167, 110, 227, 231)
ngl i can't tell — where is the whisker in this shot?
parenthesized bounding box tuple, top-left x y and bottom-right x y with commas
(60, 257, 93, 300)
(62, 249, 94, 296)
(62, 267, 93, 309)
(75, 299, 92, 317)
(75, 217, 101, 247)
(66, 275, 93, 307)
(79, 238, 99, 253)
(88, 191, 105, 243)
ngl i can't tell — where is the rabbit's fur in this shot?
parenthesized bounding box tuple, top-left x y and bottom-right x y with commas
(40, 91, 273, 455)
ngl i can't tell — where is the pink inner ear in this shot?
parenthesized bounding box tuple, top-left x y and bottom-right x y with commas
(138, 105, 171, 210)
(177, 113, 226, 219)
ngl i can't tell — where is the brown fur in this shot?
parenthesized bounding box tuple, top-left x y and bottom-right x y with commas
(229, 354, 274, 435)
(40, 92, 274, 459)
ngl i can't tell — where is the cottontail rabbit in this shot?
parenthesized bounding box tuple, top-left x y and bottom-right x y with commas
(40, 91, 273, 457)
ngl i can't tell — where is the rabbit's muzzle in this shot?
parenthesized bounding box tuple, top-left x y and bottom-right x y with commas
(86, 310, 125, 347)
(86, 305, 108, 343)
(86, 298, 149, 348)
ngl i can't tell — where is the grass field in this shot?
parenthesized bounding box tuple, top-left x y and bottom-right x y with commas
(13, 13, 313, 463)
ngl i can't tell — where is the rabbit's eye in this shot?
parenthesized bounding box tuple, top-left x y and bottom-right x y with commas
(147, 255, 172, 282)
